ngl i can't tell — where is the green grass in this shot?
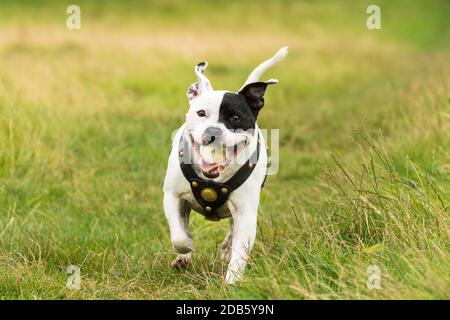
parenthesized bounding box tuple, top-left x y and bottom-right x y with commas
(0, 0, 449, 299)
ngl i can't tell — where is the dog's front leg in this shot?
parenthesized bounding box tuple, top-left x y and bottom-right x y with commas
(220, 218, 234, 263)
(225, 205, 257, 284)
(163, 192, 193, 260)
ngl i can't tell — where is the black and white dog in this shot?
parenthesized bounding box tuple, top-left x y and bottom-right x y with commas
(163, 47, 288, 284)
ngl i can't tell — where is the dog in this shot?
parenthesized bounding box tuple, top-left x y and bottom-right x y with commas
(163, 47, 288, 284)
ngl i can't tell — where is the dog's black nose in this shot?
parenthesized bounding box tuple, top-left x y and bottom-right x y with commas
(202, 126, 222, 145)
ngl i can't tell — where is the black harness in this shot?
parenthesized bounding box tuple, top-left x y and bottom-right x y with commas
(178, 132, 263, 220)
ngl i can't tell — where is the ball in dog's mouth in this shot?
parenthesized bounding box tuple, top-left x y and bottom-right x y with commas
(190, 134, 246, 178)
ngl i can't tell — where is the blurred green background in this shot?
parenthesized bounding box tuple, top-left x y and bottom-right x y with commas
(0, 0, 448, 299)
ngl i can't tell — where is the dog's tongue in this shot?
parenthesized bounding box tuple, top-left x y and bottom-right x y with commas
(199, 144, 227, 173)
(199, 158, 225, 173)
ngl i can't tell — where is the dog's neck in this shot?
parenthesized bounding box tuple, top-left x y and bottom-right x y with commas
(183, 124, 260, 183)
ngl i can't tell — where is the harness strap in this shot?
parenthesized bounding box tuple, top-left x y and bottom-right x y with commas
(178, 132, 261, 220)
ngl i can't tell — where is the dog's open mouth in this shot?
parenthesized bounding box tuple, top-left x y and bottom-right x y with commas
(190, 134, 246, 178)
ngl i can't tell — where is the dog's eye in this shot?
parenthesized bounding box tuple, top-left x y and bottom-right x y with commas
(197, 110, 206, 117)
(230, 114, 241, 123)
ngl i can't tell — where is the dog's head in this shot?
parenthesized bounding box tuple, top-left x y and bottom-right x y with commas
(184, 47, 288, 179)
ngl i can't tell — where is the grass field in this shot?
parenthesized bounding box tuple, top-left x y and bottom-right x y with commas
(0, 0, 449, 299)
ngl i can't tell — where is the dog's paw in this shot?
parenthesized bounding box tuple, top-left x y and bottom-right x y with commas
(220, 240, 232, 263)
(170, 252, 192, 271)
(225, 270, 242, 285)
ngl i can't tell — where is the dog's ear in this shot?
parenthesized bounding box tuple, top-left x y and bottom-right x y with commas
(186, 82, 200, 101)
(238, 79, 278, 113)
(186, 61, 213, 101)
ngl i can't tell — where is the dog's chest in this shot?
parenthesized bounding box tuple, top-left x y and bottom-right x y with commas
(180, 191, 232, 221)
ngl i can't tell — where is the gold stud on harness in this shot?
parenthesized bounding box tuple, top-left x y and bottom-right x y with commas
(200, 188, 218, 202)
(191, 181, 198, 187)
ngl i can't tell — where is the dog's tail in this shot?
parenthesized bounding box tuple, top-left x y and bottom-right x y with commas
(240, 46, 288, 91)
